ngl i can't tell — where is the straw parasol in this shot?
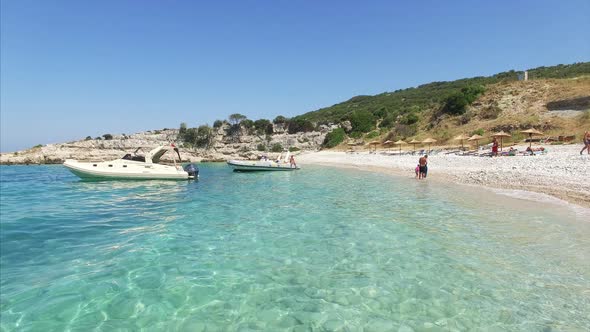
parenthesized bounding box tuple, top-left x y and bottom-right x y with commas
(408, 139, 421, 153)
(368, 140, 380, 153)
(491, 131, 511, 151)
(520, 128, 544, 148)
(453, 134, 469, 150)
(467, 134, 484, 149)
(393, 139, 406, 155)
(422, 138, 437, 154)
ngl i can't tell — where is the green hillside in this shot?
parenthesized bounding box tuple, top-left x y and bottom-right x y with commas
(294, 62, 590, 131)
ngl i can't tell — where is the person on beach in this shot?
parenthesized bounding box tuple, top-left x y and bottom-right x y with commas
(581, 131, 590, 155)
(418, 155, 428, 179)
(415, 164, 420, 178)
(492, 137, 499, 157)
(289, 155, 297, 168)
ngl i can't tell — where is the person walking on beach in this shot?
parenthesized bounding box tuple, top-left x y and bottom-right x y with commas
(492, 137, 499, 157)
(418, 155, 428, 179)
(581, 131, 590, 155)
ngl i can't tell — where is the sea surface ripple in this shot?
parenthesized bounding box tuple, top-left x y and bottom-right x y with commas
(1, 164, 589, 331)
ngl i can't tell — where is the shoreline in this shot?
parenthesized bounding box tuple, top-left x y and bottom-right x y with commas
(297, 144, 590, 210)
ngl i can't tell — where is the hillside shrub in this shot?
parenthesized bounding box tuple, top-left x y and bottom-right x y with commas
(287, 119, 314, 134)
(270, 143, 283, 152)
(195, 125, 213, 148)
(288, 147, 301, 152)
(401, 113, 419, 125)
(102, 134, 113, 140)
(380, 114, 395, 128)
(323, 128, 345, 148)
(256, 143, 267, 151)
(254, 119, 273, 135)
(85, 136, 92, 140)
(213, 120, 224, 128)
(373, 107, 387, 119)
(441, 92, 469, 115)
(441, 85, 485, 116)
(472, 128, 485, 136)
(273, 115, 287, 124)
(479, 106, 502, 119)
(365, 131, 380, 139)
(461, 85, 485, 104)
(349, 110, 375, 133)
(458, 112, 472, 125)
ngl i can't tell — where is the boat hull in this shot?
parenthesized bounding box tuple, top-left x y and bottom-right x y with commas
(227, 160, 299, 172)
(64, 160, 191, 180)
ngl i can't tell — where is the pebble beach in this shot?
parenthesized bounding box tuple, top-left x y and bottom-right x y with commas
(298, 144, 590, 209)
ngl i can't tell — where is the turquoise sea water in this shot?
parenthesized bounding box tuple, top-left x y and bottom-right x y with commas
(1, 164, 589, 331)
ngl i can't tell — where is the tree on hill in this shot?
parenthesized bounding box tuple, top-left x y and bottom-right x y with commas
(273, 115, 287, 124)
(254, 119, 273, 135)
(179, 122, 187, 136)
(228, 114, 247, 142)
(286, 118, 314, 134)
(441, 85, 485, 116)
(195, 125, 213, 149)
(228, 113, 247, 126)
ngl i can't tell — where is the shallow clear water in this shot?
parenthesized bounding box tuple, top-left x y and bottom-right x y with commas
(1, 164, 589, 331)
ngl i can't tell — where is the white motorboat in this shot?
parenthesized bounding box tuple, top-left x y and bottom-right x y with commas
(227, 150, 300, 171)
(63, 145, 198, 180)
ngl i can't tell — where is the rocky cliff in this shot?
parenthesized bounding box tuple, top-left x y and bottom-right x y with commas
(0, 124, 333, 165)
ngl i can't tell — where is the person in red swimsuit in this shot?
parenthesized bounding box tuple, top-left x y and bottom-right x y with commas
(492, 137, 499, 157)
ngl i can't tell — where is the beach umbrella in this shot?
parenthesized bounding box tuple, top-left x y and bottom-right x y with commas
(520, 128, 544, 148)
(368, 140, 380, 153)
(382, 140, 393, 152)
(393, 139, 406, 155)
(491, 131, 511, 151)
(453, 134, 469, 150)
(408, 139, 421, 153)
(422, 138, 437, 154)
(467, 134, 484, 149)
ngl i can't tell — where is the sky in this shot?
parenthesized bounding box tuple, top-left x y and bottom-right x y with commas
(1, 0, 589, 152)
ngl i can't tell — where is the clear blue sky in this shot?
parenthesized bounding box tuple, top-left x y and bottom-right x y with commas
(1, 0, 589, 152)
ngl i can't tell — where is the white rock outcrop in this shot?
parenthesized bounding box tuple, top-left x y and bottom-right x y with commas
(1, 127, 330, 164)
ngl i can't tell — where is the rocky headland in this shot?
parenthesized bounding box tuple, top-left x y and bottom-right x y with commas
(0, 123, 334, 165)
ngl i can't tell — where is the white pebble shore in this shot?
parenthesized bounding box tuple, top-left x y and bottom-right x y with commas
(298, 144, 590, 208)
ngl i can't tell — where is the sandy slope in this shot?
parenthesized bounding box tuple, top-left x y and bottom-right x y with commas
(297, 144, 590, 208)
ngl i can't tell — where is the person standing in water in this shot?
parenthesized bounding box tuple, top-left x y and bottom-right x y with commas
(289, 155, 297, 168)
(418, 155, 428, 179)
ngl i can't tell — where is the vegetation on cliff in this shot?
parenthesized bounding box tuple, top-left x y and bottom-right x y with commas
(294, 62, 590, 128)
(176, 62, 590, 150)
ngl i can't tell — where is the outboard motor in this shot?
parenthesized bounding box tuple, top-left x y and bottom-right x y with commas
(184, 164, 199, 179)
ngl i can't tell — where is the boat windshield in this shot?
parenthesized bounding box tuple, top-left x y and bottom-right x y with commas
(121, 153, 146, 162)
(150, 147, 168, 163)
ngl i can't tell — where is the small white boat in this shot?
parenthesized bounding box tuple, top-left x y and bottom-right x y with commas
(63, 145, 198, 180)
(227, 150, 300, 172)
